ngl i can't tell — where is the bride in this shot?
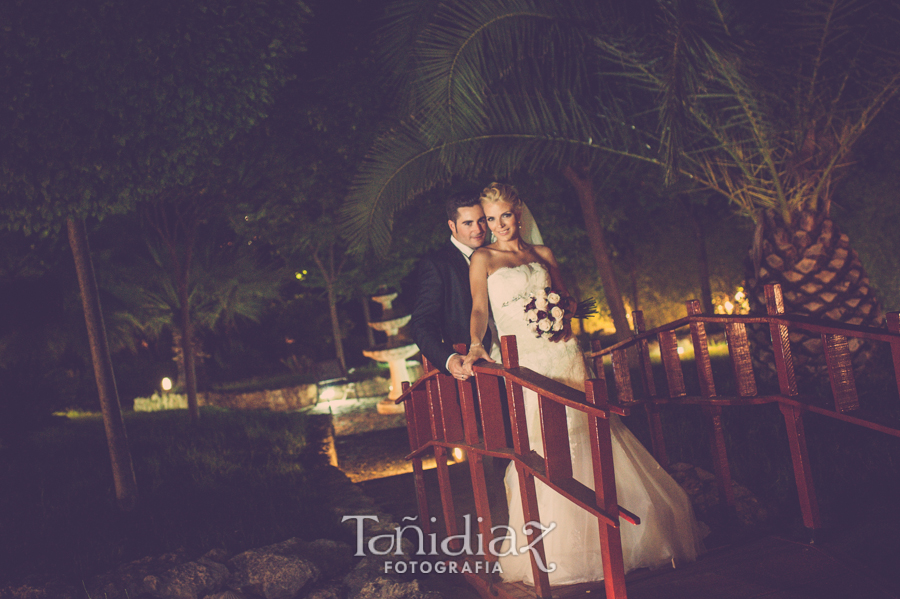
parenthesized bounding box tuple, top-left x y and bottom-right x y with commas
(463, 182, 704, 586)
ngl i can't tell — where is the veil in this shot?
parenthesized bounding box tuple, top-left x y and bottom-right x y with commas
(491, 201, 543, 245)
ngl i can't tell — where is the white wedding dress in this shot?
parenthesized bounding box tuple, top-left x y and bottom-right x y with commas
(489, 262, 704, 586)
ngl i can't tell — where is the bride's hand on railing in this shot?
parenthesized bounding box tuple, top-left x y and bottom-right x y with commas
(462, 343, 493, 376)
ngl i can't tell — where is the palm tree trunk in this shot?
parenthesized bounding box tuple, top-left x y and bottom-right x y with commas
(177, 277, 200, 424)
(746, 209, 881, 375)
(67, 218, 138, 511)
(684, 198, 714, 314)
(326, 282, 347, 374)
(563, 166, 631, 342)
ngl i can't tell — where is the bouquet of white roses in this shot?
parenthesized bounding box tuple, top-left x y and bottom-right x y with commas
(523, 288, 597, 341)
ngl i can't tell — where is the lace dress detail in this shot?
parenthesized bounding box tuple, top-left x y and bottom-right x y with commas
(488, 262, 704, 586)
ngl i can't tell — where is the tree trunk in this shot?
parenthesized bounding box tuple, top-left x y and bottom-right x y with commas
(563, 166, 631, 342)
(67, 218, 138, 511)
(177, 278, 200, 424)
(361, 296, 376, 348)
(326, 282, 347, 374)
(746, 209, 881, 376)
(684, 198, 714, 315)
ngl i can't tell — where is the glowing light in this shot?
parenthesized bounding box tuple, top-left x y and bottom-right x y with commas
(734, 289, 745, 301)
(161, 377, 173, 391)
(677, 347, 685, 355)
(295, 269, 308, 280)
(452, 448, 465, 462)
(724, 301, 734, 313)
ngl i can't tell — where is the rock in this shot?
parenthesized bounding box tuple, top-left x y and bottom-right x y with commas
(201, 548, 231, 564)
(300, 539, 355, 580)
(228, 542, 321, 599)
(0, 582, 77, 599)
(203, 591, 247, 599)
(302, 583, 346, 599)
(85, 551, 189, 599)
(350, 578, 442, 599)
(142, 558, 229, 599)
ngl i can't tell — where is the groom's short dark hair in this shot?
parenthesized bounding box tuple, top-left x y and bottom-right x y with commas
(446, 190, 481, 222)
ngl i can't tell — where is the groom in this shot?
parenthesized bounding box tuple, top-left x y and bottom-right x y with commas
(410, 191, 492, 380)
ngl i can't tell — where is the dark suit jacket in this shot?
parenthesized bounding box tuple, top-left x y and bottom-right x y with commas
(410, 241, 490, 374)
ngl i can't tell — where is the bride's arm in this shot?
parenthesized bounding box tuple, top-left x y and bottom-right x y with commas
(463, 250, 494, 374)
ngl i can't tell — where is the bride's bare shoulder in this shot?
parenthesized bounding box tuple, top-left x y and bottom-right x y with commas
(532, 245, 554, 260)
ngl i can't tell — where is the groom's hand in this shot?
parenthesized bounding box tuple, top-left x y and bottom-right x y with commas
(448, 354, 470, 380)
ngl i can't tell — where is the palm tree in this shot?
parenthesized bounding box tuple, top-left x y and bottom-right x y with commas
(106, 220, 284, 415)
(345, 0, 900, 364)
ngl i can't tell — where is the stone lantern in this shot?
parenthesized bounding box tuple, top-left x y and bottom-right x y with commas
(362, 291, 419, 414)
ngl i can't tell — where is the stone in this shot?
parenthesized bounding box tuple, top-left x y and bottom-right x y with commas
(205, 592, 247, 599)
(85, 551, 189, 599)
(350, 578, 442, 599)
(142, 558, 229, 599)
(303, 584, 346, 599)
(229, 542, 321, 599)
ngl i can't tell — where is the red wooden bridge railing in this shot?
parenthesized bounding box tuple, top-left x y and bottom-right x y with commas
(587, 283, 900, 535)
(396, 335, 638, 599)
(395, 283, 900, 598)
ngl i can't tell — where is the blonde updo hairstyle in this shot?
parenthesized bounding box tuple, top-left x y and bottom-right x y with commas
(479, 182, 523, 216)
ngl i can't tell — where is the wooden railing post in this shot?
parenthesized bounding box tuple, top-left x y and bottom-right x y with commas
(585, 379, 628, 599)
(687, 300, 735, 518)
(401, 379, 432, 535)
(886, 313, 900, 402)
(425, 367, 459, 549)
(634, 311, 668, 468)
(765, 284, 821, 533)
(449, 344, 498, 555)
(501, 335, 552, 597)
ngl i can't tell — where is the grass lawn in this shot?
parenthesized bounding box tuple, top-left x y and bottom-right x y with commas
(0, 407, 343, 586)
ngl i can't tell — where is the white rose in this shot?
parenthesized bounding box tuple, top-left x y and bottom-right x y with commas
(535, 297, 549, 310)
(538, 319, 552, 332)
(552, 319, 564, 331)
(528, 323, 540, 335)
(537, 289, 548, 300)
(526, 309, 538, 322)
(551, 306, 564, 319)
(548, 292, 561, 304)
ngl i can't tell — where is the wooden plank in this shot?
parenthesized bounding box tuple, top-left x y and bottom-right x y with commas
(434, 446, 460, 551)
(402, 382, 431, 535)
(726, 322, 758, 397)
(426, 378, 445, 442)
(611, 348, 635, 404)
(633, 311, 657, 398)
(467, 451, 495, 562)
(658, 329, 686, 397)
(458, 377, 481, 446)
(437, 373, 465, 443)
(501, 336, 530, 457)
(585, 379, 628, 599)
(778, 403, 822, 530)
(488, 364, 625, 418)
(765, 285, 799, 397)
(500, 335, 550, 596)
(822, 333, 860, 413)
(539, 393, 572, 480)
(703, 404, 736, 515)
(886, 313, 900, 405)
(687, 300, 717, 398)
(475, 371, 506, 450)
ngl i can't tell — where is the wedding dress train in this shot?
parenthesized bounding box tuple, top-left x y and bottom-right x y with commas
(488, 262, 704, 586)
